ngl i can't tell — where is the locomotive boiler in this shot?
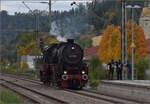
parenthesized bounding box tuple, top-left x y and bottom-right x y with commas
(40, 39, 88, 89)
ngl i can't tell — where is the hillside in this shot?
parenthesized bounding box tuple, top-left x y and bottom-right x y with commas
(0, 1, 143, 62)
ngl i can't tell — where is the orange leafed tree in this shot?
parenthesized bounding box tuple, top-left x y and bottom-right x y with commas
(21, 61, 29, 69)
(98, 20, 148, 63)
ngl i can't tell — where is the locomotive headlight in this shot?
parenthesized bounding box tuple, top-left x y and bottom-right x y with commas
(82, 70, 85, 74)
(72, 47, 75, 50)
(64, 71, 67, 74)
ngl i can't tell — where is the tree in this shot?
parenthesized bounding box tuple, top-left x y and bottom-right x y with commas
(98, 20, 148, 63)
(21, 61, 29, 69)
(88, 56, 107, 80)
(48, 38, 58, 44)
(17, 32, 36, 47)
(17, 32, 49, 57)
(135, 58, 149, 80)
(18, 46, 26, 57)
(77, 34, 93, 49)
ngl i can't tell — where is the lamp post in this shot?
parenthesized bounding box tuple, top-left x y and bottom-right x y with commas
(125, 5, 141, 80)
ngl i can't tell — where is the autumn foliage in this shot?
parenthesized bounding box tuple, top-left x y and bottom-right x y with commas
(98, 20, 148, 63)
(18, 41, 36, 57)
(21, 61, 29, 69)
(48, 38, 58, 44)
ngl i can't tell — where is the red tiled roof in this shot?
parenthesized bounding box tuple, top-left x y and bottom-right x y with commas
(83, 46, 99, 61)
(147, 38, 150, 54)
(84, 46, 99, 57)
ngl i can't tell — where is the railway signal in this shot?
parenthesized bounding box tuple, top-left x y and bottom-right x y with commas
(40, 38, 44, 49)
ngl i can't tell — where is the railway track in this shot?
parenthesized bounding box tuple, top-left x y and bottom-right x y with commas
(0, 72, 41, 84)
(0, 79, 39, 104)
(0, 78, 68, 104)
(0, 72, 143, 104)
(63, 89, 142, 104)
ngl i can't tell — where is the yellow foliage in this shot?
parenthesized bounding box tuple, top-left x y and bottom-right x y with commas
(98, 20, 148, 63)
(18, 46, 26, 57)
(21, 61, 29, 69)
(8, 61, 11, 65)
(18, 41, 35, 57)
(25, 41, 35, 55)
(48, 38, 58, 44)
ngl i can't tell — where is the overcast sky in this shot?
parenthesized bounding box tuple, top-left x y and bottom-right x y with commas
(0, 0, 92, 15)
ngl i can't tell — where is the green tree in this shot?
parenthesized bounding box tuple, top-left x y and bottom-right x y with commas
(88, 56, 107, 80)
(17, 32, 36, 47)
(135, 58, 149, 80)
(77, 34, 93, 49)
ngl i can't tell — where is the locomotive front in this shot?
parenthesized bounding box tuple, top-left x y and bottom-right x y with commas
(59, 39, 88, 89)
(40, 39, 88, 89)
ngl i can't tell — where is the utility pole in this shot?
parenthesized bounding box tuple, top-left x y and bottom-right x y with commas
(49, 0, 51, 33)
(0, 0, 1, 36)
(35, 13, 39, 59)
(121, 0, 127, 80)
(125, 1, 127, 66)
(131, 7, 134, 80)
(22, 1, 39, 70)
(126, 3, 141, 80)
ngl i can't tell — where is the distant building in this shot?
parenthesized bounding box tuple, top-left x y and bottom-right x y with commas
(83, 34, 103, 61)
(21, 55, 36, 70)
(139, 8, 150, 39)
(83, 46, 99, 61)
(92, 35, 103, 46)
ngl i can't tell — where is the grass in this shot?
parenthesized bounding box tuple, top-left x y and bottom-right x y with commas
(1, 65, 39, 79)
(0, 90, 27, 104)
(88, 80, 99, 89)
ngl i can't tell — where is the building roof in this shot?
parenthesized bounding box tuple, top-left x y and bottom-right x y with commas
(141, 8, 150, 17)
(147, 38, 150, 54)
(83, 46, 99, 61)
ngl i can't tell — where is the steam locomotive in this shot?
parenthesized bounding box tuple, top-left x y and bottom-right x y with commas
(39, 39, 88, 89)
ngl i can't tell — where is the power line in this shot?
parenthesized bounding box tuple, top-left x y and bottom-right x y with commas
(1, 0, 93, 1)
(0, 29, 36, 32)
(0, 0, 149, 1)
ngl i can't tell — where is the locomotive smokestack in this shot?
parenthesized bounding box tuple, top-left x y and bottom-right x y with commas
(67, 39, 74, 43)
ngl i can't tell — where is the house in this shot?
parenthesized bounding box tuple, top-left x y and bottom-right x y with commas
(83, 34, 103, 61)
(92, 35, 103, 46)
(83, 46, 99, 61)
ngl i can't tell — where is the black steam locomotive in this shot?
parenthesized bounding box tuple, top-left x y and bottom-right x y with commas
(40, 39, 88, 89)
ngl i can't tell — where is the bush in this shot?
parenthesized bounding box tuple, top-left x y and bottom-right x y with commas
(135, 58, 149, 80)
(88, 56, 107, 80)
(89, 80, 99, 88)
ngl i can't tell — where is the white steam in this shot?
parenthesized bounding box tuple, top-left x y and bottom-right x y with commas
(50, 21, 67, 42)
(56, 36, 66, 42)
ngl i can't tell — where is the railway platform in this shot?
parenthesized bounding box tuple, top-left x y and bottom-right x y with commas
(97, 80, 150, 103)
